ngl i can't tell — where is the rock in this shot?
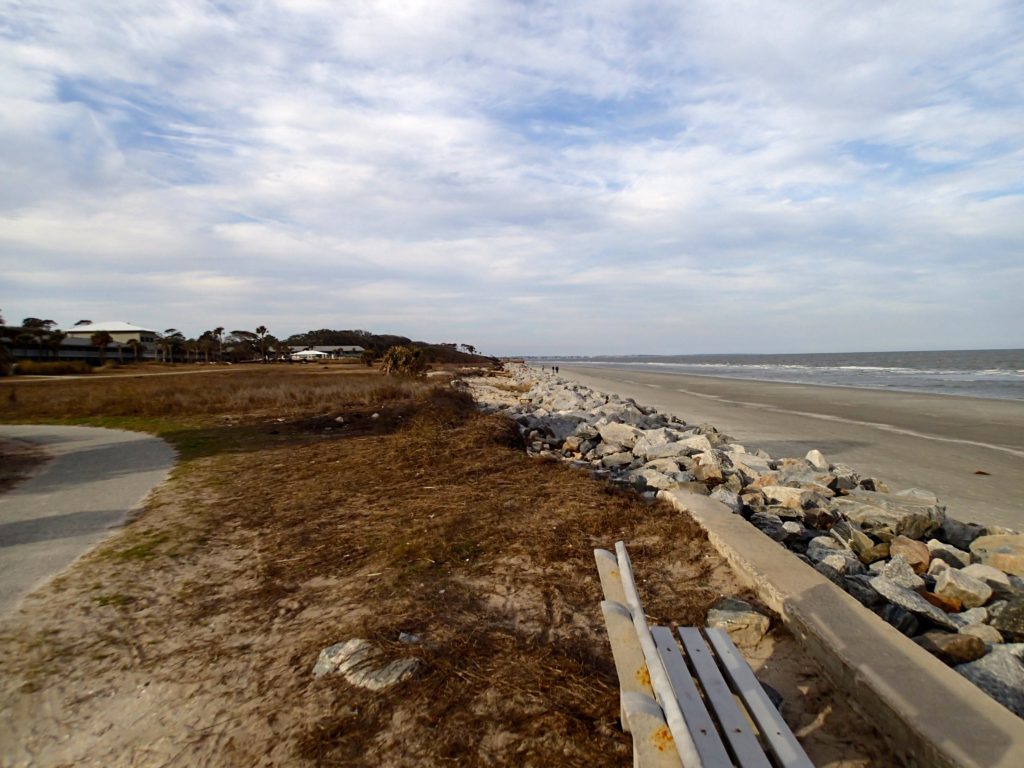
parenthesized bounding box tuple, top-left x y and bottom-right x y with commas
(940, 517, 986, 552)
(541, 416, 585, 444)
(890, 535, 930, 574)
(935, 568, 993, 610)
(879, 604, 919, 636)
(956, 647, 1024, 717)
(806, 536, 845, 564)
(749, 512, 788, 542)
(312, 638, 419, 690)
(881, 555, 925, 590)
(845, 574, 884, 607)
(859, 477, 891, 493)
(724, 452, 772, 484)
(675, 434, 714, 456)
(954, 607, 988, 626)
(927, 539, 971, 569)
(596, 421, 644, 450)
(927, 558, 950, 577)
(706, 597, 770, 647)
(799, 506, 840, 531)
(644, 458, 682, 474)
(914, 631, 988, 665)
(692, 452, 725, 485)
(816, 552, 865, 585)
(547, 389, 589, 412)
(962, 564, 1017, 600)
(831, 463, 860, 491)
(740, 490, 766, 510)
(631, 428, 677, 461)
(989, 598, 1024, 642)
(857, 542, 891, 565)
(832, 490, 944, 541)
(830, 520, 873, 552)
(710, 486, 742, 514)
(601, 451, 635, 469)
(805, 449, 829, 470)
(970, 534, 1024, 576)
(628, 468, 678, 491)
(562, 435, 584, 453)
(761, 485, 816, 511)
(870, 577, 960, 630)
(922, 591, 963, 614)
(961, 624, 1004, 645)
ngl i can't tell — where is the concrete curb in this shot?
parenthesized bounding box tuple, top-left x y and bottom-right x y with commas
(660, 489, 1024, 768)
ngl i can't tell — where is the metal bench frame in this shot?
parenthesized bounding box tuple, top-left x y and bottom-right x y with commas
(596, 542, 814, 768)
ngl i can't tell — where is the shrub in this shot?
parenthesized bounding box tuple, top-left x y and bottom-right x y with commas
(14, 360, 91, 376)
(380, 346, 426, 377)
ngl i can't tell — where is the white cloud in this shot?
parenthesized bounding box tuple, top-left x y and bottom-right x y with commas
(0, 0, 1021, 353)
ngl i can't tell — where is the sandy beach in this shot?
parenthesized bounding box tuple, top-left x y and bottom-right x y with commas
(557, 365, 1024, 530)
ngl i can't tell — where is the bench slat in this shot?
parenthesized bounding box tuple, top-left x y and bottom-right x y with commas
(651, 626, 734, 768)
(616, 543, 705, 768)
(678, 628, 772, 768)
(705, 629, 814, 768)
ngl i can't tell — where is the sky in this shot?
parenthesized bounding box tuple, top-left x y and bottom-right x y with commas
(1, 0, 1023, 356)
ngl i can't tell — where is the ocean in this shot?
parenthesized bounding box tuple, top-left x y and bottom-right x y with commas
(542, 349, 1024, 401)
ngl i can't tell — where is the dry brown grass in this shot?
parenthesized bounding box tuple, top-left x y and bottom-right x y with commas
(0, 369, 890, 767)
(0, 368, 426, 423)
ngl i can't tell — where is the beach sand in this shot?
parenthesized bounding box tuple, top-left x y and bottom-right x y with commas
(558, 365, 1024, 530)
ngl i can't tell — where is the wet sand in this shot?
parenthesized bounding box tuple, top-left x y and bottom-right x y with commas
(557, 365, 1024, 530)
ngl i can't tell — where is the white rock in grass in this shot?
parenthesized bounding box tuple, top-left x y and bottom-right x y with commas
(313, 638, 419, 690)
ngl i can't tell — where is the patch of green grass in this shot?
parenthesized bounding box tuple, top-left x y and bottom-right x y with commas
(93, 594, 134, 608)
(99, 533, 171, 562)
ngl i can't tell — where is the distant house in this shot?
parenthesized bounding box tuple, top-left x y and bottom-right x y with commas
(65, 321, 158, 346)
(290, 349, 329, 361)
(63, 321, 159, 361)
(288, 345, 364, 360)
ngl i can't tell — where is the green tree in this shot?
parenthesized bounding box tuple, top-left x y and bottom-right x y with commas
(360, 349, 376, 367)
(90, 331, 113, 364)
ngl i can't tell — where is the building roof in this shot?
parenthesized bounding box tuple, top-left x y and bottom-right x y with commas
(65, 321, 156, 333)
(291, 349, 329, 357)
(288, 345, 364, 353)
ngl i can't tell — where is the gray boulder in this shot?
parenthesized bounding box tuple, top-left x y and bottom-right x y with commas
(881, 555, 925, 590)
(832, 490, 945, 540)
(597, 422, 644, 450)
(870, 576, 960, 630)
(956, 647, 1024, 717)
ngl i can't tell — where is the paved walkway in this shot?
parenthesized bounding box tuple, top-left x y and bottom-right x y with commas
(0, 425, 176, 616)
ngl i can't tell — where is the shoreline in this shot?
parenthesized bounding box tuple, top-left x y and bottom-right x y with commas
(555, 364, 1024, 530)
(549, 363, 1024, 403)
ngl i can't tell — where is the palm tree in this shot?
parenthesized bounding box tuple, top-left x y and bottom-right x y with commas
(255, 325, 269, 361)
(126, 338, 142, 363)
(90, 331, 113, 364)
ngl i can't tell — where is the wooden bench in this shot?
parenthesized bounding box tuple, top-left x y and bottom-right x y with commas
(595, 541, 814, 768)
